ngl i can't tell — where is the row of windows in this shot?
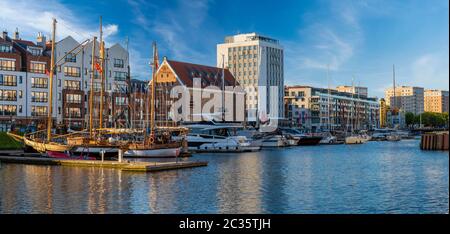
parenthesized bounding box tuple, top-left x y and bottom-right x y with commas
(30, 62, 46, 73)
(0, 75, 22, 86)
(0, 59, 16, 71)
(31, 77, 48, 88)
(31, 106, 47, 116)
(0, 105, 17, 115)
(0, 90, 17, 101)
(0, 44, 12, 53)
(31, 91, 48, 103)
(228, 45, 258, 52)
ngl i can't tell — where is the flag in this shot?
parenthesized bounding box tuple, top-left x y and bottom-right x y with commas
(45, 69, 50, 76)
(94, 62, 102, 74)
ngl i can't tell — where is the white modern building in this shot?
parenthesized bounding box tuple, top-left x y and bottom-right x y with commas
(54, 36, 129, 129)
(217, 33, 284, 123)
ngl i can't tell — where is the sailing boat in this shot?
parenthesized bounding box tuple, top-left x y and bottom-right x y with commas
(21, 18, 72, 153)
(345, 77, 367, 144)
(124, 42, 186, 158)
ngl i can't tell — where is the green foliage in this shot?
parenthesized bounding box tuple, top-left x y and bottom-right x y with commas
(0, 132, 23, 150)
(411, 112, 449, 127)
(405, 112, 415, 126)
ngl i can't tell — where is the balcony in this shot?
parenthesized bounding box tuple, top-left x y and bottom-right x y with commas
(0, 82, 17, 86)
(31, 112, 47, 117)
(32, 84, 48, 88)
(31, 97, 48, 103)
(0, 96, 17, 101)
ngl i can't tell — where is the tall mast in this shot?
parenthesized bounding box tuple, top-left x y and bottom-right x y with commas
(327, 64, 330, 131)
(99, 16, 105, 129)
(47, 18, 57, 142)
(393, 64, 396, 111)
(89, 36, 97, 138)
(221, 53, 225, 122)
(126, 37, 132, 129)
(149, 42, 157, 137)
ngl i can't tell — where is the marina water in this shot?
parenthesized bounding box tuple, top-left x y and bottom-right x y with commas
(0, 139, 448, 213)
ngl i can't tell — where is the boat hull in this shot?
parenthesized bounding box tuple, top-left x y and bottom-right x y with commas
(24, 137, 72, 153)
(297, 136, 322, 146)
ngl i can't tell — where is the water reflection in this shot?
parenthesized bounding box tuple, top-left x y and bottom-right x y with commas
(0, 140, 448, 213)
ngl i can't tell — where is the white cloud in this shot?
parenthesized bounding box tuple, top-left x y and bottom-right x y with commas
(0, 0, 118, 44)
(410, 53, 449, 89)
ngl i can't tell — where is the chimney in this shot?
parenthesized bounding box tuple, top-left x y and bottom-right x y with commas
(13, 28, 19, 40)
(36, 32, 47, 48)
(1, 31, 7, 39)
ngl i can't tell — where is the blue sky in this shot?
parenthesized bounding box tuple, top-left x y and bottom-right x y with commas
(1, 0, 448, 97)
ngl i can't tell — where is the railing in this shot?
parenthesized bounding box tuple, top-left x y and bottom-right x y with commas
(0, 111, 17, 116)
(31, 112, 47, 116)
(0, 82, 17, 86)
(0, 97, 17, 101)
(64, 72, 81, 77)
(32, 84, 48, 88)
(29, 69, 46, 74)
(0, 67, 16, 71)
(31, 97, 48, 103)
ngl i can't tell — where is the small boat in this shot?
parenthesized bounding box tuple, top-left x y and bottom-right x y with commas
(386, 134, 401, 141)
(345, 134, 369, 144)
(179, 124, 261, 152)
(124, 147, 181, 157)
(281, 128, 322, 146)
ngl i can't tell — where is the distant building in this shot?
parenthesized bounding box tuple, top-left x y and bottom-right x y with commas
(285, 85, 379, 132)
(424, 89, 449, 113)
(385, 86, 424, 115)
(379, 98, 388, 128)
(335, 85, 368, 97)
(217, 33, 284, 122)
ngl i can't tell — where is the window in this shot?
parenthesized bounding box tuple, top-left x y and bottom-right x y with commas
(31, 91, 48, 103)
(31, 106, 47, 116)
(0, 59, 16, 71)
(64, 66, 81, 77)
(0, 90, 17, 101)
(0, 105, 17, 116)
(28, 47, 42, 56)
(114, 71, 127, 81)
(65, 53, 76, 63)
(66, 94, 82, 104)
(30, 62, 46, 73)
(31, 77, 48, 88)
(64, 80, 81, 90)
(115, 96, 127, 105)
(0, 75, 17, 86)
(114, 58, 124, 68)
(0, 44, 12, 53)
(65, 107, 81, 118)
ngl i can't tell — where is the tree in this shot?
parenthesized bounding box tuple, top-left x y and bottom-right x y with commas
(405, 112, 415, 127)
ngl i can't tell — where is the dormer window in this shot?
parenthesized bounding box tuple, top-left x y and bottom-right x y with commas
(0, 44, 12, 53)
(65, 53, 76, 63)
(28, 47, 42, 56)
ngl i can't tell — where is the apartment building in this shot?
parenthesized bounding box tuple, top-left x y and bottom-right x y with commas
(0, 29, 130, 131)
(335, 86, 368, 97)
(51, 36, 130, 129)
(285, 86, 380, 131)
(217, 33, 284, 122)
(424, 89, 449, 113)
(1, 30, 52, 131)
(384, 86, 424, 115)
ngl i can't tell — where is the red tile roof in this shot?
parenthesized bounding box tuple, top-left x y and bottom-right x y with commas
(12, 39, 37, 47)
(167, 59, 239, 87)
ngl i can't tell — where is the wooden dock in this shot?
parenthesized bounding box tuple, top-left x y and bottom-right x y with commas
(0, 156, 208, 172)
(420, 132, 449, 151)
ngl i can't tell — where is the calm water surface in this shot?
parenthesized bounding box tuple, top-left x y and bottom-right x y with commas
(0, 140, 448, 213)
